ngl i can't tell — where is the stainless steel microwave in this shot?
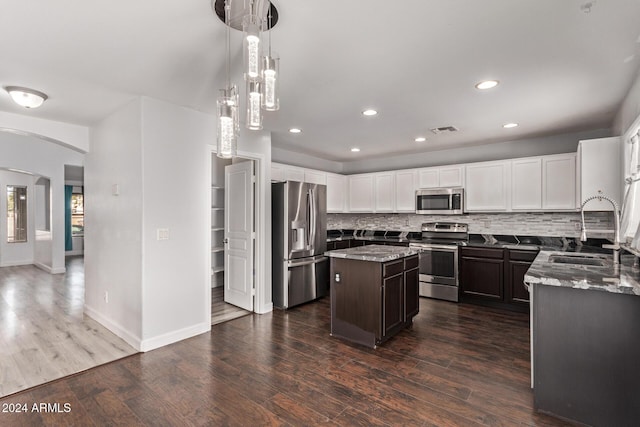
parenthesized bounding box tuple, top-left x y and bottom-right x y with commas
(416, 187, 464, 214)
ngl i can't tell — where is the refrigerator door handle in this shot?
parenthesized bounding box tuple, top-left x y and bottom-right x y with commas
(287, 255, 328, 268)
(309, 188, 316, 250)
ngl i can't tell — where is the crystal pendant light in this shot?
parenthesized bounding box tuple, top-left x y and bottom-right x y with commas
(217, 0, 238, 159)
(242, 1, 262, 82)
(261, 5, 279, 111)
(246, 80, 262, 130)
(217, 86, 238, 158)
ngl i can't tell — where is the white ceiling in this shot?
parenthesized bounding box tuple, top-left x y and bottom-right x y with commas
(1, 0, 639, 162)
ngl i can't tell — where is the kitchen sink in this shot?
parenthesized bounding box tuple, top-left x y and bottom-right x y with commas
(548, 254, 608, 267)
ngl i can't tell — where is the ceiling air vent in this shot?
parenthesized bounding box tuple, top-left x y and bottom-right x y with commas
(430, 126, 459, 134)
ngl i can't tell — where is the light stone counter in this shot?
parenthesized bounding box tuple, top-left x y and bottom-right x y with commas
(524, 250, 640, 296)
(325, 244, 418, 263)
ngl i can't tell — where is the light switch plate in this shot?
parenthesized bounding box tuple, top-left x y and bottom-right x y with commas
(157, 228, 169, 240)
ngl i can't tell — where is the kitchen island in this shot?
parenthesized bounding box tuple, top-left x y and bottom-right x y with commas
(326, 244, 419, 348)
(524, 250, 640, 427)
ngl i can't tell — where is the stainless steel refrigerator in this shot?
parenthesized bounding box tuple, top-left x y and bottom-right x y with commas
(272, 181, 328, 309)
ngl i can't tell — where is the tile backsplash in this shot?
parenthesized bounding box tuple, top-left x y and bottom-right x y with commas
(327, 212, 614, 238)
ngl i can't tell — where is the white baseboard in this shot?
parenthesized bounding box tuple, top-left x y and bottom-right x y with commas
(84, 304, 142, 351)
(255, 302, 273, 314)
(33, 262, 66, 274)
(1, 259, 34, 267)
(139, 321, 211, 352)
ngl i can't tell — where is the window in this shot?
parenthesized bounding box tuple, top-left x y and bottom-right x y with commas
(71, 192, 84, 235)
(7, 186, 27, 243)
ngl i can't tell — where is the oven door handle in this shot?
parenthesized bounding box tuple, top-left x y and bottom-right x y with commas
(410, 244, 459, 252)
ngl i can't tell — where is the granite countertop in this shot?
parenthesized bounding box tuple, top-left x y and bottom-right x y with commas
(524, 250, 640, 296)
(325, 244, 419, 263)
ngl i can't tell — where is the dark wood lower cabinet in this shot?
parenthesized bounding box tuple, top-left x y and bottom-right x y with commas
(330, 254, 419, 348)
(459, 246, 538, 312)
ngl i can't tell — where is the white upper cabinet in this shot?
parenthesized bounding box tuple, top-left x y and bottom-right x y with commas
(395, 169, 418, 212)
(542, 153, 576, 210)
(465, 160, 511, 211)
(271, 162, 305, 182)
(271, 163, 285, 182)
(577, 137, 621, 211)
(304, 169, 327, 185)
(374, 172, 395, 212)
(348, 174, 375, 212)
(418, 165, 464, 188)
(439, 166, 465, 187)
(418, 168, 439, 188)
(511, 158, 543, 210)
(326, 173, 347, 213)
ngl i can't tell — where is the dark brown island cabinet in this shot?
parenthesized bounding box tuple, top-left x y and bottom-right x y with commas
(459, 246, 539, 312)
(327, 245, 419, 348)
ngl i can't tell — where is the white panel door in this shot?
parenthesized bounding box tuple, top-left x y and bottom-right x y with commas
(224, 161, 254, 311)
(543, 154, 576, 210)
(511, 158, 542, 210)
(395, 169, 417, 212)
(374, 172, 395, 212)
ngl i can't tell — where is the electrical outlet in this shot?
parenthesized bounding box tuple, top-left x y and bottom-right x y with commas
(104, 291, 109, 303)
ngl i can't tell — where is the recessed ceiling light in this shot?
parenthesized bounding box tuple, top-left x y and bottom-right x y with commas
(475, 80, 499, 90)
(415, 137, 426, 142)
(503, 123, 519, 129)
(4, 86, 48, 108)
(289, 128, 301, 133)
(362, 109, 377, 116)
(351, 147, 361, 152)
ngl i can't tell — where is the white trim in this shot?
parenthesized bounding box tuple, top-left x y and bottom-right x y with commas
(139, 321, 211, 352)
(33, 262, 66, 274)
(0, 259, 34, 267)
(236, 148, 272, 314)
(84, 303, 142, 351)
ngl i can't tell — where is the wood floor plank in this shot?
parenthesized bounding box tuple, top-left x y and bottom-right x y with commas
(0, 293, 575, 426)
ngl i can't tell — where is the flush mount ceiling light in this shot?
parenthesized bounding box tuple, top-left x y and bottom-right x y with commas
(362, 109, 378, 116)
(351, 147, 361, 152)
(475, 80, 499, 90)
(289, 128, 301, 133)
(503, 122, 519, 128)
(415, 136, 426, 142)
(4, 86, 48, 109)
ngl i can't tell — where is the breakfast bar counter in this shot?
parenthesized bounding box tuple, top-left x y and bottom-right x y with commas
(326, 245, 419, 348)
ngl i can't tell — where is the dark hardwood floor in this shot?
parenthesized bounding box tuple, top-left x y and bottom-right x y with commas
(0, 296, 573, 426)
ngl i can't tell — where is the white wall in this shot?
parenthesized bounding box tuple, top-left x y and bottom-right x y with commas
(614, 69, 640, 135)
(139, 97, 211, 349)
(84, 98, 144, 347)
(0, 131, 84, 273)
(0, 171, 35, 266)
(85, 96, 272, 352)
(272, 128, 611, 175)
(0, 111, 89, 153)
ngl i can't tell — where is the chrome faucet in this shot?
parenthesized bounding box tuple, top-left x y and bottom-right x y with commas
(580, 192, 621, 264)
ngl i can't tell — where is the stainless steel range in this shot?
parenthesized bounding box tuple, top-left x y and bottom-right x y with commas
(409, 222, 468, 302)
